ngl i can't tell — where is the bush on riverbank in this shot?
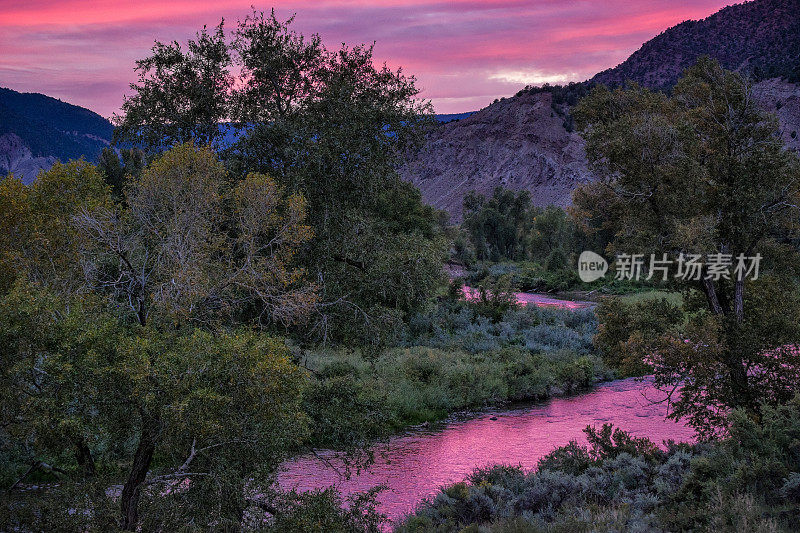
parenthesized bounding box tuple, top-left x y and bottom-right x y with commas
(464, 261, 666, 295)
(400, 298, 597, 355)
(302, 345, 611, 450)
(256, 486, 385, 533)
(301, 303, 613, 449)
(397, 396, 800, 532)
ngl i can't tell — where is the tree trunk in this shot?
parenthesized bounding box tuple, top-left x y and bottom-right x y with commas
(136, 297, 147, 327)
(120, 413, 160, 530)
(72, 436, 95, 477)
(723, 332, 753, 410)
(733, 278, 744, 323)
(702, 277, 753, 409)
(701, 278, 724, 315)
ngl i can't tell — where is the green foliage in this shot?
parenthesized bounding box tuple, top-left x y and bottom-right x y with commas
(459, 197, 617, 294)
(650, 278, 800, 439)
(114, 22, 231, 150)
(115, 11, 446, 344)
(0, 282, 311, 530)
(0, 161, 111, 294)
(303, 345, 607, 445)
(573, 57, 800, 435)
(469, 274, 519, 322)
(402, 298, 598, 356)
(259, 486, 385, 533)
(77, 143, 317, 328)
(463, 187, 532, 261)
(96, 146, 145, 198)
(594, 295, 684, 375)
(0, 145, 322, 530)
(301, 301, 611, 445)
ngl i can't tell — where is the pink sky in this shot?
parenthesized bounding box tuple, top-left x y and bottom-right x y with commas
(0, 1, 737, 118)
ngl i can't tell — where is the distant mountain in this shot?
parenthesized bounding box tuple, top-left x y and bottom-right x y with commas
(0, 87, 113, 183)
(435, 112, 476, 124)
(402, 0, 800, 220)
(592, 0, 800, 89)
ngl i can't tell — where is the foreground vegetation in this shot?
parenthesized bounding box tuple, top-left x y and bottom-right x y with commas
(399, 398, 800, 532)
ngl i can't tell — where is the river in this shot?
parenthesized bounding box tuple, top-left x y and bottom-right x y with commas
(278, 376, 694, 525)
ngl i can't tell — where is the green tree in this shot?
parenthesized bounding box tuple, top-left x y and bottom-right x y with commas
(0, 145, 318, 530)
(0, 283, 309, 530)
(0, 161, 111, 295)
(115, 11, 446, 344)
(75, 143, 317, 328)
(573, 57, 800, 436)
(593, 296, 684, 375)
(462, 187, 532, 261)
(113, 22, 231, 151)
(97, 147, 146, 198)
(529, 205, 580, 264)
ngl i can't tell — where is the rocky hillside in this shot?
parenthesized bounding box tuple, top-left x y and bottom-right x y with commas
(753, 78, 800, 152)
(402, 0, 800, 220)
(0, 87, 113, 182)
(0, 133, 57, 185)
(592, 0, 800, 89)
(402, 91, 590, 220)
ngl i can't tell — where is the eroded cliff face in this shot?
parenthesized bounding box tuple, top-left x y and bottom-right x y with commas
(0, 133, 56, 185)
(402, 0, 800, 220)
(400, 92, 592, 221)
(401, 78, 800, 221)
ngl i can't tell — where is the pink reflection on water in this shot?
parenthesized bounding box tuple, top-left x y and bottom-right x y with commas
(461, 286, 593, 310)
(278, 378, 694, 524)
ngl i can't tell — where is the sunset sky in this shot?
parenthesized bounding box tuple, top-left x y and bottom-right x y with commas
(0, 0, 738, 118)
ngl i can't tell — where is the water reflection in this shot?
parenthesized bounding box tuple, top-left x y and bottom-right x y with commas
(278, 377, 694, 523)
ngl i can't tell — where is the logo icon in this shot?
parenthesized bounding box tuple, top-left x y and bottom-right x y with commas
(578, 251, 608, 283)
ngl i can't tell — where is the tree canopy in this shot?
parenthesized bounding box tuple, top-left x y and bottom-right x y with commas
(573, 57, 800, 436)
(0, 144, 318, 529)
(114, 11, 447, 344)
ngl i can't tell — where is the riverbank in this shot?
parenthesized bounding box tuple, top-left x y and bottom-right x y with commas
(280, 377, 695, 524)
(300, 299, 614, 451)
(396, 396, 800, 532)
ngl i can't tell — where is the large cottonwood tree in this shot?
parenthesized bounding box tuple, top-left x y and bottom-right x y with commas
(572, 57, 800, 436)
(0, 144, 317, 530)
(114, 11, 447, 345)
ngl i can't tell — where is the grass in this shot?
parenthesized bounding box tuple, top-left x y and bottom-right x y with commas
(616, 290, 683, 307)
(301, 345, 611, 449)
(299, 300, 615, 449)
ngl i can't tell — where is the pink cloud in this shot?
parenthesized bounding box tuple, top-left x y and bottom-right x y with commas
(0, 1, 737, 117)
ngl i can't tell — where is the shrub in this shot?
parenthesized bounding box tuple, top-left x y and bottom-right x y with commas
(258, 487, 385, 533)
(398, 404, 800, 532)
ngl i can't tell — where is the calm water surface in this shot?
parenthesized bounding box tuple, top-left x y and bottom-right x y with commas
(462, 286, 594, 309)
(278, 377, 694, 524)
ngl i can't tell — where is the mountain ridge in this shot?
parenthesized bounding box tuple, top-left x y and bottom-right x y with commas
(592, 0, 800, 88)
(401, 0, 800, 220)
(0, 87, 113, 182)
